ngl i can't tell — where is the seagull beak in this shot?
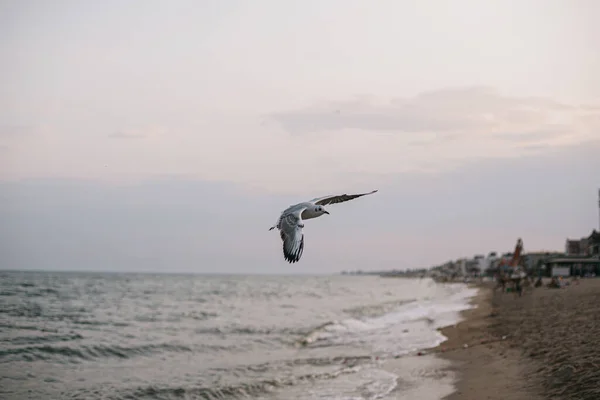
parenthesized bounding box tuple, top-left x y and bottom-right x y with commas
(323, 210, 330, 215)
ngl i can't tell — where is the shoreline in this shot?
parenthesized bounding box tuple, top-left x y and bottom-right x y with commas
(433, 283, 541, 400)
(432, 278, 600, 400)
(378, 282, 490, 400)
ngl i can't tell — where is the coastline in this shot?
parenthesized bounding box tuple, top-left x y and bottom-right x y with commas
(431, 278, 600, 400)
(432, 283, 540, 400)
(377, 282, 489, 400)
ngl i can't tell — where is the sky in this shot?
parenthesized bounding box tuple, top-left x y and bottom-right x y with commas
(1, 0, 599, 273)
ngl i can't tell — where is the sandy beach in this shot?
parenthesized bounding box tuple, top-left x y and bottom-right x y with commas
(432, 278, 600, 400)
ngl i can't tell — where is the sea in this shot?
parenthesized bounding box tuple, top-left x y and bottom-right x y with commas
(0, 271, 478, 400)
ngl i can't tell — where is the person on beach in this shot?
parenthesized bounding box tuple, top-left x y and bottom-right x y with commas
(494, 272, 507, 292)
(521, 275, 533, 294)
(548, 277, 560, 288)
(513, 276, 522, 297)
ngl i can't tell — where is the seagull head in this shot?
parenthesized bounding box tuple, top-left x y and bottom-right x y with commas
(315, 205, 330, 215)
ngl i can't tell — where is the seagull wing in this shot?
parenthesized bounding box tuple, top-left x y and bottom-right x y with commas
(310, 190, 378, 206)
(279, 208, 306, 263)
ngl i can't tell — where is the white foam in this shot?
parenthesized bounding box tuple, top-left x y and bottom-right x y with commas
(305, 283, 478, 357)
(275, 281, 479, 400)
(279, 367, 399, 400)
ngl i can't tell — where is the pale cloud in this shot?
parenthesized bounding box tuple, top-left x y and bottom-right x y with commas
(1, 86, 597, 195)
(266, 87, 599, 183)
(1, 140, 598, 273)
(1, 0, 599, 272)
(0, 124, 38, 137)
(1, 90, 597, 196)
(491, 127, 568, 142)
(107, 126, 167, 139)
(1, 0, 598, 196)
(270, 87, 596, 142)
(108, 131, 146, 139)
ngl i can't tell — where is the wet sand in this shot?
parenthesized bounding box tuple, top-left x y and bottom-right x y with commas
(381, 354, 457, 400)
(433, 278, 600, 400)
(434, 284, 540, 400)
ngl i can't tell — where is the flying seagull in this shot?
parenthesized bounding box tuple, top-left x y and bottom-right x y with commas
(269, 190, 378, 263)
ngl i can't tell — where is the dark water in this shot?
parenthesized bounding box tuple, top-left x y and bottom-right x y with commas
(0, 271, 474, 399)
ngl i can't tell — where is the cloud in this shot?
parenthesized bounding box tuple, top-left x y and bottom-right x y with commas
(0, 178, 290, 272)
(108, 131, 146, 139)
(269, 86, 598, 147)
(0, 139, 598, 274)
(107, 126, 167, 139)
(0, 125, 38, 137)
(2, 87, 596, 196)
(491, 127, 568, 142)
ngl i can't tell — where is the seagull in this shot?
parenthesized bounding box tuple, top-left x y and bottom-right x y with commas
(269, 190, 378, 263)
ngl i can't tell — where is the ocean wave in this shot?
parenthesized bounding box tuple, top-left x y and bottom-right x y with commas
(290, 355, 372, 366)
(296, 321, 339, 346)
(24, 288, 61, 297)
(0, 333, 84, 346)
(0, 302, 43, 318)
(0, 272, 478, 400)
(102, 363, 366, 400)
(193, 324, 316, 340)
(297, 290, 476, 350)
(134, 310, 218, 323)
(343, 298, 417, 319)
(111, 380, 288, 400)
(0, 342, 194, 363)
(0, 323, 58, 332)
(210, 355, 372, 375)
(0, 284, 64, 298)
(69, 319, 129, 327)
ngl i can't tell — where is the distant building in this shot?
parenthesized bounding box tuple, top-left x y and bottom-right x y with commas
(521, 251, 562, 274)
(580, 238, 589, 254)
(545, 255, 600, 277)
(486, 252, 499, 270)
(588, 230, 600, 257)
(565, 239, 583, 255)
(465, 258, 481, 275)
(545, 229, 600, 276)
(456, 258, 467, 275)
(566, 230, 600, 257)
